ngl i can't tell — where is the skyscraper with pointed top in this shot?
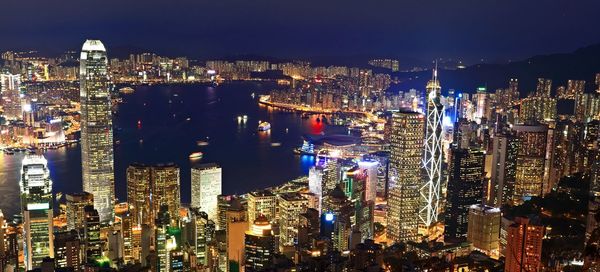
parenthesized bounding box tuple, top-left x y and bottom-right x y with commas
(421, 65, 444, 229)
(80, 39, 115, 223)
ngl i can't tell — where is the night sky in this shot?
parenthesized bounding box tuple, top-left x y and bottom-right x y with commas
(1, 0, 599, 64)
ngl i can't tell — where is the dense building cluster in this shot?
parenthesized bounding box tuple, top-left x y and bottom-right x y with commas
(1, 39, 600, 272)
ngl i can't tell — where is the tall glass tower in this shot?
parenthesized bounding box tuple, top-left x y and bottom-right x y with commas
(80, 39, 115, 223)
(421, 67, 444, 228)
(21, 155, 54, 270)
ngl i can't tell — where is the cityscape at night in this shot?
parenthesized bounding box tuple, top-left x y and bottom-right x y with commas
(1, 1, 600, 272)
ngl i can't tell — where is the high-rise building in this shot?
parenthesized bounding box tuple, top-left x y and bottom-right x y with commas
(358, 159, 378, 203)
(277, 193, 308, 250)
(244, 215, 276, 272)
(387, 110, 424, 243)
(20, 155, 54, 270)
(519, 96, 557, 123)
(322, 186, 354, 251)
(126, 163, 180, 227)
(422, 69, 445, 229)
(247, 190, 277, 224)
(504, 217, 544, 272)
(83, 205, 102, 263)
(535, 78, 552, 97)
(490, 134, 518, 207)
(226, 208, 247, 271)
(0, 72, 22, 120)
(512, 125, 548, 205)
(54, 230, 83, 271)
(191, 163, 222, 222)
(444, 147, 485, 241)
(308, 166, 325, 213)
(80, 39, 115, 222)
(467, 204, 501, 259)
(152, 164, 181, 226)
(185, 209, 215, 267)
(65, 192, 94, 231)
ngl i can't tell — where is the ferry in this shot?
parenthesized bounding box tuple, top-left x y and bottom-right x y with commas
(197, 141, 209, 146)
(119, 87, 135, 94)
(258, 121, 271, 131)
(189, 152, 203, 159)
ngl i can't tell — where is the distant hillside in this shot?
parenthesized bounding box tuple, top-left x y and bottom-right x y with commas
(391, 44, 600, 96)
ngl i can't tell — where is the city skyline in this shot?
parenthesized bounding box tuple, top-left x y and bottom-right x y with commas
(1, 3, 600, 268)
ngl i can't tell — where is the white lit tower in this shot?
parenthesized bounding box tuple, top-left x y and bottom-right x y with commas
(421, 66, 444, 229)
(80, 40, 115, 223)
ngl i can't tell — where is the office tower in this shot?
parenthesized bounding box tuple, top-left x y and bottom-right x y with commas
(341, 165, 374, 242)
(20, 155, 54, 270)
(519, 96, 557, 123)
(0, 72, 22, 120)
(277, 193, 308, 251)
(247, 190, 277, 224)
(65, 192, 94, 231)
(80, 39, 115, 222)
(191, 163, 222, 222)
(185, 209, 215, 267)
(152, 164, 181, 226)
(467, 204, 501, 259)
(322, 186, 354, 251)
(308, 166, 324, 212)
(444, 147, 485, 241)
(126, 164, 152, 226)
(512, 125, 548, 205)
(535, 78, 552, 97)
(54, 230, 83, 271)
(155, 206, 178, 272)
(83, 205, 102, 262)
(126, 163, 180, 227)
(490, 134, 518, 207)
(358, 159, 378, 203)
(387, 110, 424, 243)
(473, 87, 490, 123)
(297, 208, 320, 250)
(322, 159, 341, 195)
(422, 69, 444, 230)
(504, 217, 544, 272)
(117, 210, 136, 265)
(244, 215, 276, 272)
(226, 208, 247, 271)
(217, 195, 243, 231)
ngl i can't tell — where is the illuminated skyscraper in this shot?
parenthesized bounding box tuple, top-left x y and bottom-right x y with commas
(490, 134, 518, 207)
(444, 147, 485, 241)
(65, 192, 94, 232)
(422, 68, 444, 229)
(387, 110, 424, 242)
(277, 193, 308, 250)
(467, 204, 501, 259)
(244, 215, 275, 272)
(0, 72, 22, 120)
(127, 163, 180, 227)
(512, 125, 548, 205)
(535, 78, 552, 97)
(20, 155, 54, 270)
(504, 217, 544, 272)
(80, 39, 115, 222)
(191, 163, 222, 222)
(247, 190, 277, 224)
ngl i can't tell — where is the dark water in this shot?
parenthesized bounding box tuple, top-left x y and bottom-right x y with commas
(0, 81, 346, 219)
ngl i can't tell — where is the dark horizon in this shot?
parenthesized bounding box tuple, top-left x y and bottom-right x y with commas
(1, 0, 599, 65)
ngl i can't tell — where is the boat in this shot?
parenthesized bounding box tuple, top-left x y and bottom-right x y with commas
(189, 152, 203, 159)
(197, 141, 209, 146)
(119, 87, 135, 94)
(271, 142, 282, 147)
(258, 121, 271, 131)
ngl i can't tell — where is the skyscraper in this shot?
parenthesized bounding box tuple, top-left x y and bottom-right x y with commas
(80, 39, 115, 222)
(20, 155, 54, 270)
(277, 193, 308, 251)
(422, 68, 444, 229)
(490, 134, 518, 207)
(126, 164, 152, 227)
(387, 110, 424, 243)
(244, 215, 275, 272)
(504, 217, 544, 272)
(191, 163, 222, 222)
(65, 192, 94, 231)
(247, 190, 277, 224)
(512, 125, 548, 205)
(444, 147, 485, 241)
(467, 204, 501, 259)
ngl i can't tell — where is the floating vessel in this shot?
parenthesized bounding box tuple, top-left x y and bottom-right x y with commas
(197, 141, 209, 146)
(271, 142, 282, 147)
(119, 87, 135, 94)
(189, 152, 203, 159)
(258, 121, 271, 131)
